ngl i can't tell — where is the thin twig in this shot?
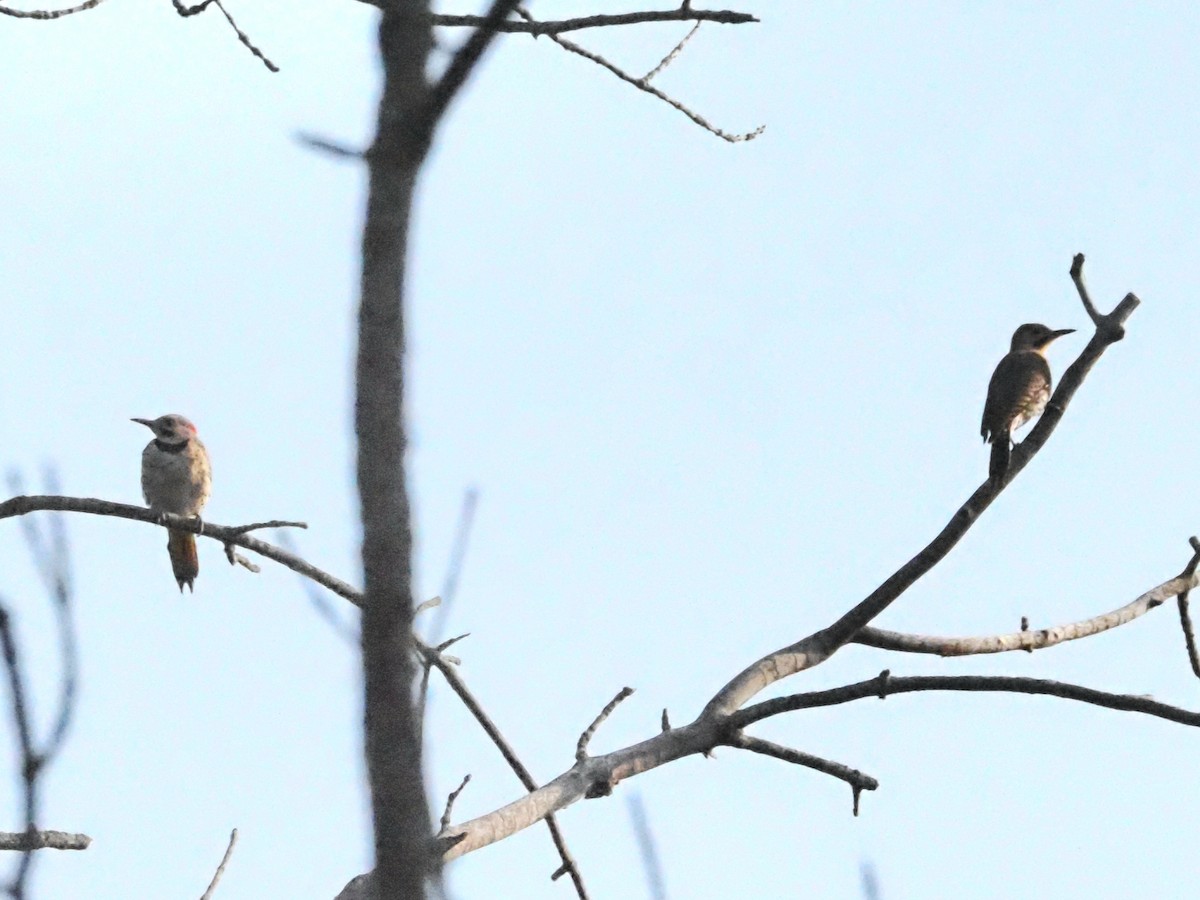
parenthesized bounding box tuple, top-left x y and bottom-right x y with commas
(429, 7, 757, 34)
(0, 601, 38, 899)
(227, 520, 307, 535)
(0, 0, 103, 18)
(428, 487, 480, 646)
(199, 828, 239, 900)
(727, 732, 878, 814)
(516, 6, 763, 143)
(439, 775, 471, 832)
(642, 22, 701, 82)
(296, 133, 365, 160)
(1070, 252, 1104, 328)
(626, 793, 666, 900)
(169, 0, 278, 72)
(577, 687, 635, 762)
(1177, 536, 1200, 679)
(275, 531, 358, 644)
(8, 472, 79, 762)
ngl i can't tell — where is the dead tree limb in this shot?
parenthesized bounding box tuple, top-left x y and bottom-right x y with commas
(854, 538, 1200, 656)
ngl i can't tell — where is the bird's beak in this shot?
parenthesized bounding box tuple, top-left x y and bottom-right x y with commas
(131, 417, 154, 428)
(1051, 328, 1076, 339)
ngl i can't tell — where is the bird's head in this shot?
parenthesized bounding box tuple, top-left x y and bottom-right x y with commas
(132, 414, 198, 446)
(1010, 323, 1075, 353)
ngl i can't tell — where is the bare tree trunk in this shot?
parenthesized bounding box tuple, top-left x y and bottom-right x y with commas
(356, 4, 434, 897)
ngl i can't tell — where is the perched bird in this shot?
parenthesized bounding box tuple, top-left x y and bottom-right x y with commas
(133, 414, 212, 592)
(981, 323, 1075, 483)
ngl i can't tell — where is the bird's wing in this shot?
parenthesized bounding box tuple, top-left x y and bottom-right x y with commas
(981, 351, 1037, 442)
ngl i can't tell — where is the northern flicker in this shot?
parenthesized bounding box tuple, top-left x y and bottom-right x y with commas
(133, 414, 212, 592)
(981, 324, 1074, 483)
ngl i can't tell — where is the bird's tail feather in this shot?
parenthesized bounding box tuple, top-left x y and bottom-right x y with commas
(989, 439, 1011, 483)
(167, 529, 199, 593)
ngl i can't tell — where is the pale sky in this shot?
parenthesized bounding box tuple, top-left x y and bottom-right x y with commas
(3, 2, 1200, 898)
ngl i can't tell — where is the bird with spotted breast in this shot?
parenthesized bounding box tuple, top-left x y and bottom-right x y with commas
(981, 323, 1075, 483)
(133, 414, 212, 592)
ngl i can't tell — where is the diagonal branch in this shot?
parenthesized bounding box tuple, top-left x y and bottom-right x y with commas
(1176, 536, 1200, 679)
(198, 829, 238, 900)
(419, 641, 589, 897)
(726, 732, 878, 812)
(169, 0, 278, 71)
(515, 6, 764, 143)
(854, 540, 1200, 656)
(642, 22, 701, 82)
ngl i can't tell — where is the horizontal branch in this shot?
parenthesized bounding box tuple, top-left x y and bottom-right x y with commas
(0, 495, 361, 605)
(732, 672, 1200, 729)
(854, 547, 1200, 656)
(430, 8, 759, 34)
(0, 0, 103, 19)
(0, 830, 90, 851)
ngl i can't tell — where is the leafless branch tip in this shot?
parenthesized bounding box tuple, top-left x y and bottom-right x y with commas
(514, 6, 764, 144)
(199, 828, 239, 900)
(1177, 536, 1200, 680)
(170, 0, 278, 72)
(439, 775, 471, 832)
(576, 687, 635, 762)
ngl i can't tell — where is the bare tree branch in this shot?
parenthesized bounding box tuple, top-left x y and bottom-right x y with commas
(0, 0, 103, 19)
(276, 530, 358, 644)
(438, 776, 471, 833)
(642, 21, 701, 82)
(427, 487, 480, 646)
(0, 496, 327, 596)
(515, 6, 764, 143)
(577, 687, 635, 763)
(726, 732, 878, 805)
(418, 642, 589, 897)
(429, 7, 758, 34)
(1177, 536, 1200, 679)
(168, 0, 278, 72)
(418, 1, 521, 144)
(733, 672, 1200, 729)
(0, 479, 85, 898)
(0, 832, 89, 852)
(198, 829, 238, 900)
(854, 541, 1200, 656)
